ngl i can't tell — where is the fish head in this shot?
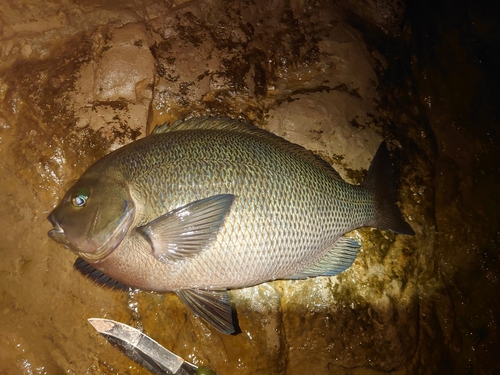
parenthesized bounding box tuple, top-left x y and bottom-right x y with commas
(48, 169, 135, 262)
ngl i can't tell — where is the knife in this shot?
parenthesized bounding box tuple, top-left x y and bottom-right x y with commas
(88, 318, 216, 375)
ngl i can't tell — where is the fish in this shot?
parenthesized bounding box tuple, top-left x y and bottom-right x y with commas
(47, 117, 414, 334)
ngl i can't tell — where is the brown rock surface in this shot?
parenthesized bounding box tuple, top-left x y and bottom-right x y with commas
(0, 0, 498, 374)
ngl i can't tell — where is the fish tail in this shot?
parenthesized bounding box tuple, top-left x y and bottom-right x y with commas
(362, 142, 415, 235)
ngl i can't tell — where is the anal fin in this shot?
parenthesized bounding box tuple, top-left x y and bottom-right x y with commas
(176, 289, 237, 335)
(283, 237, 360, 279)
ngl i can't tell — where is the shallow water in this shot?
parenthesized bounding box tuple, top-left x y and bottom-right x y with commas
(0, 0, 498, 374)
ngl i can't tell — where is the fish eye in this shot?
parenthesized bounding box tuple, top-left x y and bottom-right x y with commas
(71, 189, 89, 207)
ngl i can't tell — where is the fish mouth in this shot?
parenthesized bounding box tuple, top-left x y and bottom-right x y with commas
(48, 214, 71, 248)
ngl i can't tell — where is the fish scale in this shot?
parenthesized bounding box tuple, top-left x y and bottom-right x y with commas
(48, 117, 414, 334)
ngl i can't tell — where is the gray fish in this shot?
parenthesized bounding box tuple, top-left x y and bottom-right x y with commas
(48, 117, 414, 334)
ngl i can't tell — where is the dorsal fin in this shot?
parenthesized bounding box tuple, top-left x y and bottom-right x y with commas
(151, 117, 264, 135)
(152, 117, 343, 181)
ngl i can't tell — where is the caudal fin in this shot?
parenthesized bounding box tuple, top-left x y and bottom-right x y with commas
(362, 142, 415, 235)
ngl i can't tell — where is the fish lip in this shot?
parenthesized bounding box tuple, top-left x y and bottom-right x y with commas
(47, 212, 69, 245)
(48, 226, 64, 236)
(49, 222, 64, 235)
(47, 212, 62, 232)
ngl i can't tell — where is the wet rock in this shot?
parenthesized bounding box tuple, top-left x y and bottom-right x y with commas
(266, 91, 383, 180)
(92, 23, 155, 103)
(0, 2, 419, 375)
(71, 23, 155, 149)
(336, 0, 406, 36)
(1, 0, 498, 374)
(0, 1, 422, 374)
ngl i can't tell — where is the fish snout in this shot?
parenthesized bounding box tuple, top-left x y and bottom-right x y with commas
(47, 211, 96, 254)
(47, 212, 68, 245)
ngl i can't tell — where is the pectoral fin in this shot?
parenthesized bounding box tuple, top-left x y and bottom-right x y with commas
(283, 237, 360, 279)
(138, 194, 235, 262)
(176, 288, 236, 335)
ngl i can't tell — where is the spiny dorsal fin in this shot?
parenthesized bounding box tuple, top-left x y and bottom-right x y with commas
(152, 117, 343, 181)
(151, 117, 264, 136)
(74, 257, 132, 291)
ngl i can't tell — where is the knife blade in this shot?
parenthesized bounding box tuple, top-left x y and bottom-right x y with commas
(88, 318, 202, 375)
